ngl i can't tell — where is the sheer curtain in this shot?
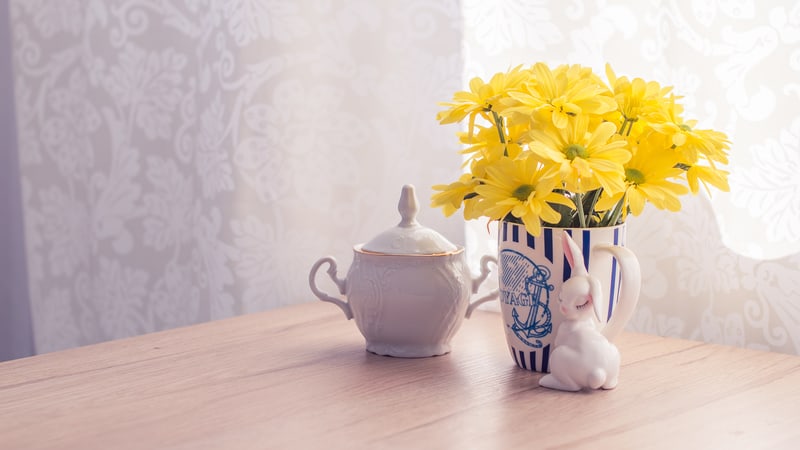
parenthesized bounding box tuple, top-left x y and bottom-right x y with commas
(3, 0, 799, 358)
(460, 0, 800, 354)
(5, 0, 466, 355)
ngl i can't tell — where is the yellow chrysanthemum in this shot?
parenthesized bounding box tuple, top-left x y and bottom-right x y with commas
(596, 139, 689, 218)
(436, 65, 529, 134)
(527, 116, 630, 194)
(502, 63, 617, 129)
(605, 64, 672, 134)
(676, 125, 730, 166)
(431, 61, 731, 230)
(431, 158, 499, 219)
(686, 164, 730, 195)
(647, 95, 731, 166)
(457, 123, 525, 163)
(431, 173, 480, 218)
(645, 94, 689, 147)
(473, 156, 574, 237)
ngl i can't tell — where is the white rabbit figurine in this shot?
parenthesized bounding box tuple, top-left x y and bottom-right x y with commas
(538, 230, 641, 392)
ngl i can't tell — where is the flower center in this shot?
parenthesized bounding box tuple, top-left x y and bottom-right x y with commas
(625, 168, 646, 185)
(565, 144, 589, 160)
(679, 124, 692, 132)
(512, 184, 535, 201)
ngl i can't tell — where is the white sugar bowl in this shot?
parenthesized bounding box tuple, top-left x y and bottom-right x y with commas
(309, 184, 497, 357)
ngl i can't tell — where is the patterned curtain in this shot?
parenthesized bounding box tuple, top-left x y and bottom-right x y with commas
(7, 0, 800, 355)
(461, 0, 800, 354)
(9, 0, 466, 353)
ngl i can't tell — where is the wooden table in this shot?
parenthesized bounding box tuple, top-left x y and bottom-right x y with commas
(1, 302, 799, 449)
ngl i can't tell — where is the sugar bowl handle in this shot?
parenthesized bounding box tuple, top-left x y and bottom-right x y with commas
(309, 257, 353, 320)
(466, 255, 499, 318)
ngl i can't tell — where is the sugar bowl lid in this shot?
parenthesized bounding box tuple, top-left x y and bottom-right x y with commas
(361, 185, 458, 255)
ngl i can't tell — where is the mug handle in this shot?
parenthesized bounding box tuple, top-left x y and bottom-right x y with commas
(591, 244, 641, 342)
(466, 255, 499, 318)
(309, 257, 353, 320)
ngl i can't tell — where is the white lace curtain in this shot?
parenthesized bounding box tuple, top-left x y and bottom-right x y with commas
(460, 0, 800, 354)
(2, 0, 798, 359)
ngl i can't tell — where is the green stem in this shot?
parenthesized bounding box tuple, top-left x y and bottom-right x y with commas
(490, 110, 508, 156)
(575, 192, 586, 228)
(620, 117, 637, 137)
(619, 118, 630, 136)
(491, 110, 505, 143)
(585, 188, 602, 224)
(601, 193, 626, 227)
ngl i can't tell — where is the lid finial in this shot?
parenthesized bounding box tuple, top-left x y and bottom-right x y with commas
(398, 184, 419, 228)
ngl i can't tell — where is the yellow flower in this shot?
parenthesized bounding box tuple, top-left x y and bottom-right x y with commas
(431, 173, 480, 218)
(473, 156, 574, 236)
(431, 158, 498, 219)
(596, 139, 689, 217)
(527, 116, 630, 194)
(673, 123, 730, 167)
(431, 61, 731, 230)
(645, 94, 688, 146)
(647, 95, 731, 166)
(605, 64, 671, 134)
(502, 63, 616, 129)
(457, 123, 525, 163)
(686, 164, 730, 195)
(436, 65, 529, 134)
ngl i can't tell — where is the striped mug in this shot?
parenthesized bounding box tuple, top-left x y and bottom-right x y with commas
(496, 221, 640, 373)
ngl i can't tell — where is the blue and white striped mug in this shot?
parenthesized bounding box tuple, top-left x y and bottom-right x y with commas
(497, 221, 640, 373)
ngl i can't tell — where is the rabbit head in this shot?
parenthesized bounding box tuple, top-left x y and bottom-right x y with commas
(560, 231, 604, 323)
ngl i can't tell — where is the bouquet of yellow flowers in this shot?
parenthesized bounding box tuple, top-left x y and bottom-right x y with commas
(432, 62, 730, 237)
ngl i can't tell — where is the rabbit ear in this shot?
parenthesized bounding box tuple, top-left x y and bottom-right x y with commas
(562, 231, 588, 276)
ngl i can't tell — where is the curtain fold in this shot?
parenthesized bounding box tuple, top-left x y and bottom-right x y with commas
(1, 0, 34, 361)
